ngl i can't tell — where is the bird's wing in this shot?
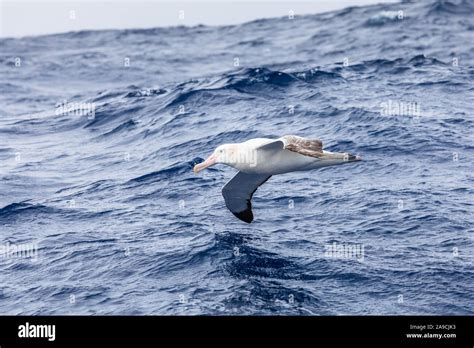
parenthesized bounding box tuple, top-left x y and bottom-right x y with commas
(222, 171, 271, 223)
(255, 138, 285, 151)
(256, 135, 324, 158)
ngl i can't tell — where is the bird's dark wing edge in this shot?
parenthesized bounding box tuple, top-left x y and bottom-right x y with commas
(255, 136, 324, 158)
(281, 135, 323, 158)
(221, 171, 272, 223)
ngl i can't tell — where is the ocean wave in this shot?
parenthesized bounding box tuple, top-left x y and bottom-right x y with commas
(0, 202, 58, 219)
(427, 0, 474, 15)
(366, 11, 404, 26)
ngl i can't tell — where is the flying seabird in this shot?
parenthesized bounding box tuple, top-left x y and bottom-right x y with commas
(193, 135, 361, 223)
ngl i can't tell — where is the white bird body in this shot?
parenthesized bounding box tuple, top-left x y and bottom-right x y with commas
(218, 137, 353, 175)
(194, 135, 361, 223)
(229, 137, 310, 174)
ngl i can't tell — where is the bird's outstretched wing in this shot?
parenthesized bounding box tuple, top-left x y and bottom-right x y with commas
(222, 171, 271, 223)
(256, 135, 324, 158)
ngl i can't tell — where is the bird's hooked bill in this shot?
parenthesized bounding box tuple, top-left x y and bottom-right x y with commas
(193, 154, 216, 173)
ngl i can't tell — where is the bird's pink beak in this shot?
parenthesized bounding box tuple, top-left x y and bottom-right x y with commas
(193, 154, 217, 173)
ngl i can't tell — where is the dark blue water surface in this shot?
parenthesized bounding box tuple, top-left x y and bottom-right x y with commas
(0, 0, 473, 315)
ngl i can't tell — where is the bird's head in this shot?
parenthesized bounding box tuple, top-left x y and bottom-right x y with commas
(193, 144, 240, 173)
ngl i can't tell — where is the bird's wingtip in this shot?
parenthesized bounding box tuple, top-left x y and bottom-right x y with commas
(233, 210, 253, 223)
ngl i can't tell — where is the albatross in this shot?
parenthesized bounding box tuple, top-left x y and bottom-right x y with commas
(193, 135, 361, 223)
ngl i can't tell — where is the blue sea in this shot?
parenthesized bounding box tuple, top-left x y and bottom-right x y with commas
(0, 0, 473, 315)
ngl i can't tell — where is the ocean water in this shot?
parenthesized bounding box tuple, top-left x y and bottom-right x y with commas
(0, 0, 473, 315)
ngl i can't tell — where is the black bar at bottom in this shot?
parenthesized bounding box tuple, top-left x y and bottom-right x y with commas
(0, 316, 471, 346)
